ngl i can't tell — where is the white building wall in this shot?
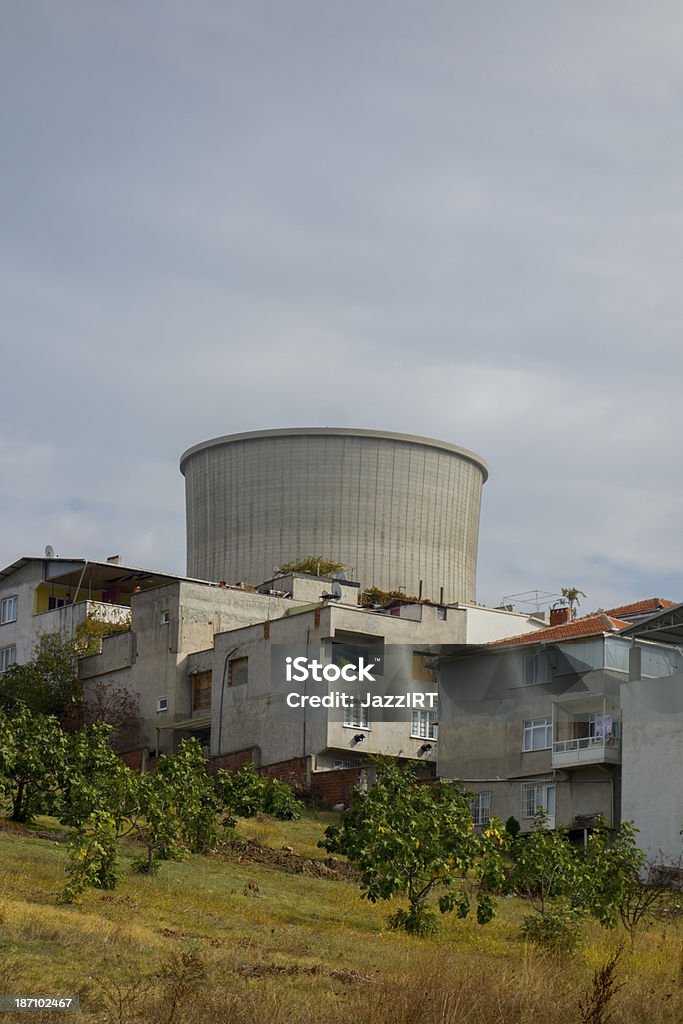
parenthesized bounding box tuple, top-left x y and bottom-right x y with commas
(621, 673, 683, 866)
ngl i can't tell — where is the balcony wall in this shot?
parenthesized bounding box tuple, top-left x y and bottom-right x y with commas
(552, 736, 621, 768)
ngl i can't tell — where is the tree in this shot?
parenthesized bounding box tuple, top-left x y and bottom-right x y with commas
(0, 632, 82, 722)
(508, 810, 584, 952)
(83, 682, 141, 751)
(577, 820, 666, 942)
(214, 763, 303, 821)
(556, 587, 587, 620)
(320, 761, 502, 935)
(0, 705, 67, 821)
(508, 813, 654, 953)
(276, 556, 347, 578)
(128, 739, 221, 874)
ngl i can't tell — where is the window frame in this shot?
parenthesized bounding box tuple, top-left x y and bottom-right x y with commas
(191, 670, 212, 711)
(411, 709, 438, 740)
(343, 701, 370, 730)
(522, 716, 553, 752)
(521, 780, 553, 819)
(471, 790, 492, 826)
(0, 596, 17, 625)
(0, 645, 16, 672)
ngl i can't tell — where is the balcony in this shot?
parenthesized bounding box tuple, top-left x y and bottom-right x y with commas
(552, 693, 620, 768)
(34, 599, 131, 636)
(552, 734, 621, 768)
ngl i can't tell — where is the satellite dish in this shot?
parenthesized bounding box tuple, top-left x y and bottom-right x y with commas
(331, 570, 347, 581)
(45, 545, 55, 558)
(331, 581, 343, 599)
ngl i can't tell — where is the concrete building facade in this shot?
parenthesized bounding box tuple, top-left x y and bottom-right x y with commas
(437, 603, 683, 867)
(436, 615, 632, 836)
(180, 427, 488, 604)
(619, 605, 683, 868)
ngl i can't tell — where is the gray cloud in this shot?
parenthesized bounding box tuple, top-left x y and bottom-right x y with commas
(2, 1, 682, 612)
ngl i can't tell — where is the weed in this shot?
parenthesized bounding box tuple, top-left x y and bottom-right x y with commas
(578, 945, 625, 1024)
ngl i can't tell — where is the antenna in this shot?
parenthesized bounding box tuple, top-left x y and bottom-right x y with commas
(45, 545, 55, 558)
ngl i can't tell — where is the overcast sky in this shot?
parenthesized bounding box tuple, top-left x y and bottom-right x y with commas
(2, 1, 683, 613)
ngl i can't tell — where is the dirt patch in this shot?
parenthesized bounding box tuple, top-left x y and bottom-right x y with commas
(216, 836, 358, 881)
(158, 927, 225, 947)
(238, 963, 372, 984)
(0, 821, 68, 843)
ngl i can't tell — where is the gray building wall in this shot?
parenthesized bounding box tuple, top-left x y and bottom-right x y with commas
(79, 580, 311, 754)
(180, 427, 488, 604)
(437, 638, 623, 832)
(621, 671, 683, 866)
(204, 601, 463, 768)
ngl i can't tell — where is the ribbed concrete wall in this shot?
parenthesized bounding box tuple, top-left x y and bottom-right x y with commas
(180, 428, 487, 604)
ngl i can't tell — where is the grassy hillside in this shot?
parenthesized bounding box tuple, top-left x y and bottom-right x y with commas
(0, 812, 681, 1023)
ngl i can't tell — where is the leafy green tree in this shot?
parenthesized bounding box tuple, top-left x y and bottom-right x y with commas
(129, 739, 221, 874)
(0, 632, 82, 722)
(577, 820, 660, 941)
(320, 761, 502, 935)
(215, 763, 303, 821)
(508, 809, 578, 913)
(61, 809, 121, 903)
(0, 705, 67, 821)
(507, 810, 584, 952)
(56, 722, 131, 829)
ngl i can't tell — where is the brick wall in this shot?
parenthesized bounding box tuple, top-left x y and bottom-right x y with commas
(310, 767, 364, 807)
(119, 748, 146, 771)
(259, 756, 309, 789)
(206, 748, 258, 775)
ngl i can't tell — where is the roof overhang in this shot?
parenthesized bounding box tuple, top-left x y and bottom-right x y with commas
(618, 602, 683, 644)
(0, 556, 215, 598)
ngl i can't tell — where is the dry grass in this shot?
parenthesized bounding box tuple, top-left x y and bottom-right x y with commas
(0, 818, 681, 1024)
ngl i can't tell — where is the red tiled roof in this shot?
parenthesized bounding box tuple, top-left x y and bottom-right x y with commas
(603, 598, 678, 619)
(489, 613, 632, 648)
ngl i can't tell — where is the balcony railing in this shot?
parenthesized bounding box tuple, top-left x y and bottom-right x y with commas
(552, 735, 621, 767)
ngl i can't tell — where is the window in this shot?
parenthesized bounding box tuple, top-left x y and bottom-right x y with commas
(471, 790, 491, 826)
(522, 717, 553, 752)
(343, 701, 370, 730)
(333, 759, 359, 769)
(156, 696, 168, 712)
(228, 656, 248, 687)
(192, 670, 212, 711)
(412, 652, 436, 683)
(0, 596, 17, 624)
(521, 781, 555, 819)
(523, 651, 550, 685)
(411, 710, 438, 740)
(0, 645, 16, 672)
(160, 610, 170, 625)
(48, 596, 67, 610)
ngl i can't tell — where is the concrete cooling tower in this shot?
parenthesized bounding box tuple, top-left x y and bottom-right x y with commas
(180, 427, 488, 604)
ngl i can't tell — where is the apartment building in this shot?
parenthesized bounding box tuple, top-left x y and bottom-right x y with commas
(436, 601, 683, 857)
